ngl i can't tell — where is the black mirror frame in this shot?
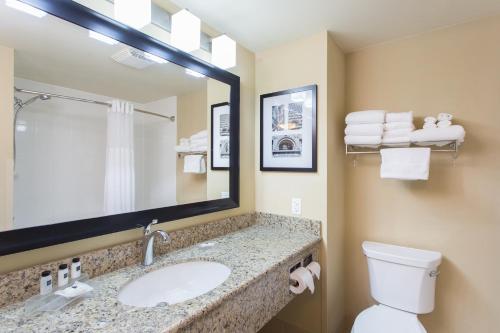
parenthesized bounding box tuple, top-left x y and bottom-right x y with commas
(0, 0, 240, 255)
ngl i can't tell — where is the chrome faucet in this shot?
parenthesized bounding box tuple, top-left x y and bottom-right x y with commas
(141, 219, 171, 266)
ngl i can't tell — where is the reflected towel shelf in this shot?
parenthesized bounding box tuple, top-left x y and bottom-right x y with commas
(345, 140, 460, 165)
(177, 151, 207, 158)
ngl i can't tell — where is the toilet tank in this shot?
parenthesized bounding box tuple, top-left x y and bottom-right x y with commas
(362, 241, 442, 314)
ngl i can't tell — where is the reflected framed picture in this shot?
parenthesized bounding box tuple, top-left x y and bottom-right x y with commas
(211, 102, 230, 170)
(260, 85, 317, 172)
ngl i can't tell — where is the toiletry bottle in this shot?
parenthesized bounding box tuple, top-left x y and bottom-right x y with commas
(71, 258, 81, 279)
(58, 264, 69, 287)
(40, 270, 52, 295)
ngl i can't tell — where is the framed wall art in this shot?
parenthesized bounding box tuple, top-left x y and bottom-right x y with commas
(260, 85, 317, 172)
(211, 102, 230, 170)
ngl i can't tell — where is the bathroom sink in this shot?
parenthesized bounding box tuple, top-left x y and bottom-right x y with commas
(118, 261, 231, 307)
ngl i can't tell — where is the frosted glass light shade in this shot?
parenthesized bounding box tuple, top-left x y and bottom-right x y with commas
(114, 0, 151, 29)
(171, 9, 201, 52)
(211, 34, 236, 69)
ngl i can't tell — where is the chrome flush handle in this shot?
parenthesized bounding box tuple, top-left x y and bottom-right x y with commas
(429, 270, 440, 278)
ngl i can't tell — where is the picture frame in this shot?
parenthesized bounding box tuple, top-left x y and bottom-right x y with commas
(211, 102, 231, 170)
(260, 85, 317, 172)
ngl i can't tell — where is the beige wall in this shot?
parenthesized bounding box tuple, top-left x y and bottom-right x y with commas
(0, 44, 255, 273)
(176, 87, 208, 204)
(255, 31, 346, 333)
(206, 79, 230, 200)
(344, 15, 500, 332)
(0, 45, 13, 231)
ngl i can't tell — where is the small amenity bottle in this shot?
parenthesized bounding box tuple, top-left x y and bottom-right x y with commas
(71, 258, 81, 279)
(58, 264, 69, 287)
(40, 270, 52, 295)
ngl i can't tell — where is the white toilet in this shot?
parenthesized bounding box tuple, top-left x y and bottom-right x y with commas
(352, 241, 442, 333)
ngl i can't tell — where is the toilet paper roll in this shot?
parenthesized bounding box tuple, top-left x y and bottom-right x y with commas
(437, 120, 451, 128)
(437, 113, 453, 122)
(290, 267, 315, 294)
(423, 122, 437, 129)
(424, 116, 437, 124)
(306, 261, 321, 280)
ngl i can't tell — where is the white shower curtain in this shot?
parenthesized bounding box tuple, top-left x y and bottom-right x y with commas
(104, 100, 135, 215)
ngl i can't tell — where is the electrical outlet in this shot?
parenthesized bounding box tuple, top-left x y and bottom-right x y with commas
(291, 198, 301, 215)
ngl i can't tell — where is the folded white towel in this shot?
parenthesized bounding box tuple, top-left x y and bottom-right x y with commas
(344, 135, 382, 145)
(382, 136, 410, 144)
(380, 148, 431, 180)
(345, 124, 384, 136)
(410, 125, 465, 143)
(190, 137, 208, 146)
(175, 146, 191, 153)
(345, 110, 386, 125)
(189, 145, 208, 152)
(384, 122, 415, 131)
(423, 123, 437, 129)
(190, 130, 208, 140)
(437, 113, 453, 122)
(184, 155, 206, 174)
(179, 138, 190, 145)
(383, 128, 413, 138)
(424, 116, 437, 124)
(437, 120, 451, 128)
(385, 111, 413, 123)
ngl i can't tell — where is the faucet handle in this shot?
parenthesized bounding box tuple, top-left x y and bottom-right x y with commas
(143, 219, 158, 235)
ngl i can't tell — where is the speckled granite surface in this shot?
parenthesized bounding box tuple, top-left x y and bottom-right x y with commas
(0, 214, 255, 307)
(0, 213, 321, 332)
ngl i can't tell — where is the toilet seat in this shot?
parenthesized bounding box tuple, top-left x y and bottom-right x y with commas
(351, 305, 427, 333)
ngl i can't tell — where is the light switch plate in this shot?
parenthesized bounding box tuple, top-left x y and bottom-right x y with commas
(291, 198, 301, 215)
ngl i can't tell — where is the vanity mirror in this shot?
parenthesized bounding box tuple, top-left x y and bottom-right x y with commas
(0, 0, 240, 255)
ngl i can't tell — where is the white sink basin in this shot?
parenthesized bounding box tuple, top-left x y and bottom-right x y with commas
(118, 261, 231, 307)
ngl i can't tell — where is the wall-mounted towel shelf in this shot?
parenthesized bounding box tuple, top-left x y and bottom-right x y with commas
(345, 140, 460, 167)
(177, 151, 207, 159)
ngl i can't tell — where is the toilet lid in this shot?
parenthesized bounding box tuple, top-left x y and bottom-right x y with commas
(352, 305, 426, 333)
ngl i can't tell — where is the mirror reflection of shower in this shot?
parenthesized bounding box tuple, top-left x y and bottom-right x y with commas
(13, 89, 51, 169)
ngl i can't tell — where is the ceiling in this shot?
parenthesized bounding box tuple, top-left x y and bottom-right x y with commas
(0, 3, 209, 103)
(169, 0, 500, 52)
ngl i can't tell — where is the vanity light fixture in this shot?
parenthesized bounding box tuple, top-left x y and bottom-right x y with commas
(171, 9, 201, 53)
(114, 0, 151, 29)
(211, 34, 236, 69)
(5, 0, 47, 17)
(185, 68, 205, 78)
(144, 52, 168, 64)
(88, 31, 119, 45)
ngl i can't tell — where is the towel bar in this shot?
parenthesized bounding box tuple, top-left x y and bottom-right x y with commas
(345, 140, 460, 167)
(177, 151, 208, 159)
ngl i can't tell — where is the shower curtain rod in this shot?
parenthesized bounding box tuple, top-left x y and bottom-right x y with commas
(14, 87, 176, 122)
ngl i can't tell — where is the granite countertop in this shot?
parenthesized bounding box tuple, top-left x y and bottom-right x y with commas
(0, 221, 321, 333)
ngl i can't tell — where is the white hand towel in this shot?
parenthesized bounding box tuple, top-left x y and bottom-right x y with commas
(423, 123, 437, 129)
(190, 137, 208, 146)
(424, 116, 437, 124)
(380, 148, 431, 180)
(385, 111, 413, 123)
(345, 124, 384, 136)
(190, 130, 208, 140)
(344, 135, 382, 145)
(345, 110, 386, 125)
(384, 122, 415, 131)
(383, 128, 413, 138)
(437, 113, 453, 122)
(184, 155, 206, 174)
(410, 125, 465, 143)
(437, 120, 451, 128)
